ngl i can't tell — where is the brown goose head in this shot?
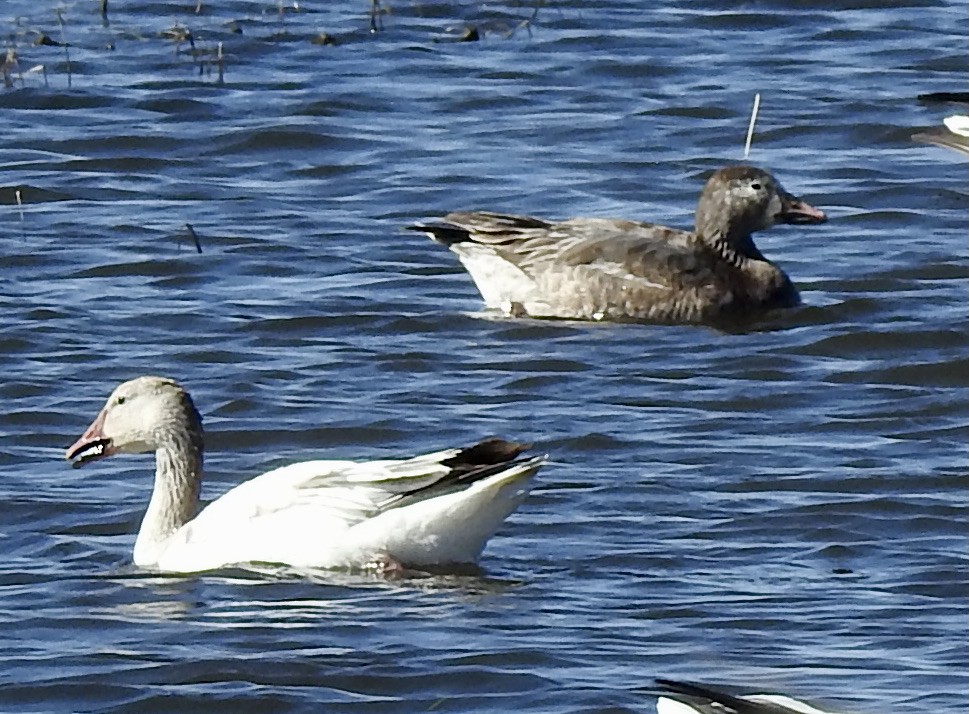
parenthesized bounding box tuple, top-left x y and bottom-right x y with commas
(694, 165, 826, 255)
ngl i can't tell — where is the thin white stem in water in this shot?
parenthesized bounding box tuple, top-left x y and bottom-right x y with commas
(56, 9, 72, 89)
(16, 189, 24, 239)
(744, 93, 761, 160)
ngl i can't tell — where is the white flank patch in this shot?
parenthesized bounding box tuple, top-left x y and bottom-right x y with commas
(452, 244, 537, 308)
(655, 698, 705, 714)
(943, 115, 969, 137)
(746, 694, 832, 714)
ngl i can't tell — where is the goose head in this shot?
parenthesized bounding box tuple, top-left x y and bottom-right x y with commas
(694, 166, 826, 250)
(66, 376, 204, 468)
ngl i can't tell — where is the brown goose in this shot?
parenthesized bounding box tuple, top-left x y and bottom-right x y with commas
(409, 165, 826, 325)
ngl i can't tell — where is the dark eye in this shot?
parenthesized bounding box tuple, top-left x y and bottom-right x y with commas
(116, 396, 126, 405)
(750, 182, 762, 190)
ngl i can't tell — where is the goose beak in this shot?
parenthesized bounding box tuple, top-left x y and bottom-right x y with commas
(778, 191, 827, 225)
(65, 409, 115, 468)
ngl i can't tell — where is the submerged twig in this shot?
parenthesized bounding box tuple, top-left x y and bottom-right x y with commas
(161, 24, 227, 83)
(55, 8, 72, 88)
(433, 25, 480, 43)
(185, 224, 203, 254)
(743, 92, 761, 160)
(504, 0, 545, 39)
(161, 24, 195, 54)
(33, 33, 66, 47)
(311, 32, 336, 46)
(370, 0, 383, 32)
(1, 48, 22, 88)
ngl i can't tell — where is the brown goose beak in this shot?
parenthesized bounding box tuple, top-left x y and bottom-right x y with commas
(65, 409, 115, 468)
(778, 192, 827, 225)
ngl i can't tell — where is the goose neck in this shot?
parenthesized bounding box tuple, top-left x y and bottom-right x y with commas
(133, 436, 203, 566)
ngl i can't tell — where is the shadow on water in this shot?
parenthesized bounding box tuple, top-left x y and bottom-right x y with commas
(82, 562, 526, 623)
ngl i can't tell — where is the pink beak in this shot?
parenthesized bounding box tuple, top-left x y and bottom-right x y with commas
(65, 408, 114, 467)
(779, 192, 827, 225)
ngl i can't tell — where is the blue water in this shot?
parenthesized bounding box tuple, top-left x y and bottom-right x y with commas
(0, 1, 966, 712)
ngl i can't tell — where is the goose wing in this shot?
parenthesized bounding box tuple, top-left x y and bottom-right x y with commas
(188, 438, 533, 534)
(418, 212, 712, 292)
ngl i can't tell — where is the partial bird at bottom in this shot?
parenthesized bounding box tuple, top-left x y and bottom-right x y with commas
(655, 679, 841, 714)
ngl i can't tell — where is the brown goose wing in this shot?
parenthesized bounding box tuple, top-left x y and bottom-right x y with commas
(542, 217, 715, 292)
(418, 212, 708, 288)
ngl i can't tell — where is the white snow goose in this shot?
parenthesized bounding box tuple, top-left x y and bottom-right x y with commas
(65, 376, 544, 574)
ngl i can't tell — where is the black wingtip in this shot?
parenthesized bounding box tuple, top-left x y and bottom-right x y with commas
(917, 91, 969, 104)
(443, 438, 531, 474)
(655, 678, 789, 714)
(656, 678, 695, 695)
(377, 438, 538, 513)
(406, 221, 471, 247)
(655, 679, 755, 712)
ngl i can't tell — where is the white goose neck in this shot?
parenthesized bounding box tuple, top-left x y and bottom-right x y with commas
(133, 436, 203, 567)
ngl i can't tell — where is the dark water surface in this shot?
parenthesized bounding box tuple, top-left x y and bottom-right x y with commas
(1, 1, 966, 712)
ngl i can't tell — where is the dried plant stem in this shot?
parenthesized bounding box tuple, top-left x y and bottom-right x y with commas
(744, 93, 761, 160)
(16, 189, 25, 239)
(185, 224, 203, 254)
(2, 48, 23, 88)
(55, 8, 72, 88)
(505, 0, 546, 38)
(370, 0, 382, 32)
